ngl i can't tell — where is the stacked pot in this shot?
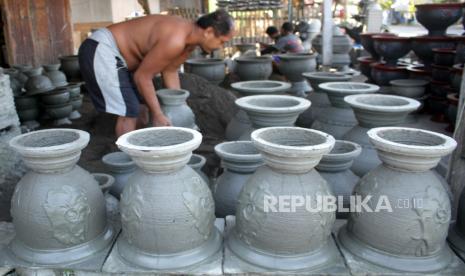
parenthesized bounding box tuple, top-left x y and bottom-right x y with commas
(277, 53, 317, 97)
(359, 32, 397, 83)
(184, 58, 226, 85)
(312, 26, 353, 72)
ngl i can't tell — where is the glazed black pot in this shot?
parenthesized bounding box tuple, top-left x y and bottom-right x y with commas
(373, 36, 411, 66)
(431, 64, 452, 83)
(358, 56, 376, 81)
(432, 48, 456, 67)
(360, 33, 397, 60)
(407, 64, 432, 81)
(415, 3, 464, 36)
(370, 62, 409, 86)
(411, 36, 456, 67)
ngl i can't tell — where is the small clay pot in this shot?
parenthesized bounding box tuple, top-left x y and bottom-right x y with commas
(59, 55, 81, 82)
(431, 64, 452, 83)
(415, 3, 464, 36)
(390, 79, 429, 98)
(432, 48, 456, 66)
(41, 88, 70, 105)
(101, 151, 136, 199)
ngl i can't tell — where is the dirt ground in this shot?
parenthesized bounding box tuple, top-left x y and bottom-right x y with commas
(40, 73, 238, 178)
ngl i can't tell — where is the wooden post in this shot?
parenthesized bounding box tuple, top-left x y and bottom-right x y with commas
(322, 0, 333, 70)
(447, 66, 465, 219)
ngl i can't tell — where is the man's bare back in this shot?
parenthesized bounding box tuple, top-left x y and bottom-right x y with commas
(108, 15, 196, 71)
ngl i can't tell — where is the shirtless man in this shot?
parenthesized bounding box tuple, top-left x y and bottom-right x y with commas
(78, 10, 234, 137)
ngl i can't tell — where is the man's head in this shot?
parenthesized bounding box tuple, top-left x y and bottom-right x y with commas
(281, 22, 294, 35)
(196, 9, 235, 53)
(265, 26, 279, 40)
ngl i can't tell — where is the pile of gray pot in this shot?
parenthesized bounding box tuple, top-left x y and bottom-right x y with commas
(7, 64, 84, 128)
(312, 26, 353, 71)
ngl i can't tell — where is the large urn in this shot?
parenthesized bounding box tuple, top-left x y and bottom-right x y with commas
(7, 129, 114, 265)
(227, 127, 338, 271)
(343, 94, 420, 176)
(115, 127, 221, 270)
(338, 127, 457, 273)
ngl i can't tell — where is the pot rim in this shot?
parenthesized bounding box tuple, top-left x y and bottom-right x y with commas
(319, 82, 379, 94)
(367, 127, 457, 158)
(344, 94, 421, 113)
(91, 172, 115, 193)
(390, 79, 429, 87)
(235, 95, 310, 114)
(102, 151, 135, 168)
(415, 3, 464, 10)
(157, 88, 190, 99)
(9, 128, 90, 157)
(302, 71, 352, 81)
(432, 48, 456, 54)
(188, 153, 206, 169)
(235, 55, 272, 63)
(214, 141, 262, 162)
(321, 140, 361, 160)
(372, 36, 411, 41)
(185, 58, 225, 65)
(277, 53, 318, 60)
(370, 62, 407, 71)
(231, 80, 291, 94)
(116, 126, 202, 157)
(360, 32, 397, 38)
(411, 35, 457, 42)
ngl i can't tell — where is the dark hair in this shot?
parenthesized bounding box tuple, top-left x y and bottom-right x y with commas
(266, 26, 278, 36)
(281, 22, 293, 33)
(196, 9, 234, 36)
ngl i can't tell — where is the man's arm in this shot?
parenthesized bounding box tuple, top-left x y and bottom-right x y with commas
(133, 37, 185, 126)
(161, 49, 192, 89)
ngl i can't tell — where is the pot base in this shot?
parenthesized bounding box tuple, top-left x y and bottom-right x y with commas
(288, 81, 312, 98)
(227, 230, 341, 272)
(2, 226, 115, 268)
(21, 120, 40, 130)
(69, 110, 82, 120)
(53, 117, 73, 125)
(115, 228, 222, 270)
(338, 226, 453, 273)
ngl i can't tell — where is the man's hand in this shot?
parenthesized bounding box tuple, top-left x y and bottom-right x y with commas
(152, 113, 172, 127)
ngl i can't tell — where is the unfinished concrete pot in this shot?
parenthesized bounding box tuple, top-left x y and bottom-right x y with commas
(339, 127, 457, 273)
(157, 89, 197, 129)
(316, 140, 361, 219)
(44, 103, 73, 125)
(69, 94, 83, 120)
(343, 94, 420, 176)
(214, 141, 263, 218)
(235, 56, 272, 81)
(43, 64, 68, 87)
(59, 55, 81, 82)
(7, 129, 114, 266)
(41, 88, 70, 105)
(297, 72, 352, 128)
(12, 64, 32, 86)
(101, 151, 136, 199)
(5, 69, 23, 96)
(227, 127, 338, 271)
(277, 53, 317, 97)
(184, 58, 225, 85)
(115, 127, 221, 270)
(188, 154, 210, 189)
(235, 95, 311, 140)
(225, 81, 291, 141)
(390, 79, 429, 98)
(24, 67, 55, 95)
(92, 173, 119, 226)
(312, 82, 379, 139)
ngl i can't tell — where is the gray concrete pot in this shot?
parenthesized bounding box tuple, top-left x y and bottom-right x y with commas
(14, 95, 38, 110)
(59, 55, 81, 82)
(184, 58, 225, 85)
(373, 36, 411, 67)
(311, 82, 379, 139)
(41, 88, 70, 105)
(69, 94, 84, 120)
(5, 69, 23, 96)
(66, 83, 81, 98)
(43, 64, 68, 87)
(44, 103, 73, 125)
(343, 94, 420, 177)
(24, 67, 55, 95)
(298, 72, 353, 128)
(235, 95, 311, 140)
(234, 56, 272, 81)
(7, 129, 114, 265)
(316, 140, 361, 219)
(12, 64, 32, 86)
(277, 53, 317, 97)
(390, 79, 429, 98)
(101, 151, 136, 199)
(339, 127, 457, 273)
(157, 89, 197, 129)
(92, 173, 120, 228)
(188, 154, 210, 189)
(115, 127, 221, 270)
(227, 127, 338, 271)
(225, 81, 291, 141)
(415, 3, 464, 36)
(214, 141, 263, 218)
